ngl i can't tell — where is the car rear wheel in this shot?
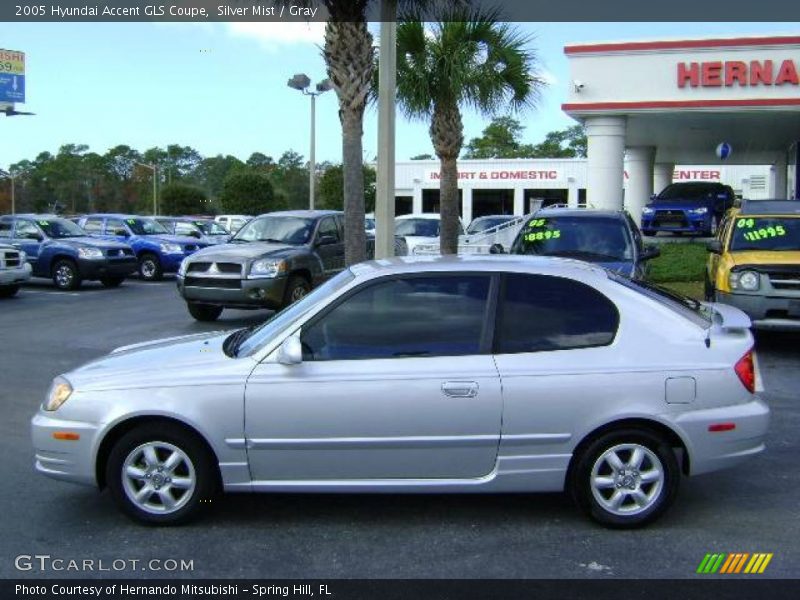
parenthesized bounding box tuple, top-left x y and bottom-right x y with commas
(106, 423, 219, 525)
(100, 276, 125, 288)
(187, 302, 223, 322)
(0, 285, 20, 298)
(138, 254, 163, 281)
(52, 259, 82, 291)
(282, 274, 311, 308)
(571, 429, 679, 528)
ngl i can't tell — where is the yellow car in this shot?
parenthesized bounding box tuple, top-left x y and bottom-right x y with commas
(706, 200, 800, 330)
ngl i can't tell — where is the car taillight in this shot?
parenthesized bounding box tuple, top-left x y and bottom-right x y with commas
(734, 349, 755, 393)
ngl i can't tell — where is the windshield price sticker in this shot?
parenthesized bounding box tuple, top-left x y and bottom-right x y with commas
(737, 218, 756, 229)
(527, 218, 547, 228)
(38, 220, 49, 226)
(524, 229, 561, 242)
(743, 226, 786, 242)
(127, 219, 136, 225)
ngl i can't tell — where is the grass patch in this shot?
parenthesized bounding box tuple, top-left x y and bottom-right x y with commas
(647, 242, 708, 283)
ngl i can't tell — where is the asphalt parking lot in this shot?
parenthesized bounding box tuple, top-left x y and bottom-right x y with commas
(0, 276, 798, 579)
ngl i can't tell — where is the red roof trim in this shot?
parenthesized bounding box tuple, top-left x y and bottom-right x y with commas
(562, 98, 800, 111)
(565, 36, 800, 54)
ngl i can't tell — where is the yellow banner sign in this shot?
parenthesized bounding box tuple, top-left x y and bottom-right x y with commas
(0, 49, 25, 75)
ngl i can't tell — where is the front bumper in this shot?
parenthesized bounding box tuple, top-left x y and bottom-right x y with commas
(0, 263, 32, 285)
(717, 290, 800, 330)
(31, 412, 102, 487)
(77, 257, 137, 280)
(673, 398, 770, 476)
(642, 212, 710, 234)
(177, 274, 288, 310)
(161, 252, 196, 273)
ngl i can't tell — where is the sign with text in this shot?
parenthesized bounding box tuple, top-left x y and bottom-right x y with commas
(0, 49, 25, 103)
(425, 169, 563, 183)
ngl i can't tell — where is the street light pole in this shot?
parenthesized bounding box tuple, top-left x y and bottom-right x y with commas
(10, 175, 15, 215)
(287, 74, 332, 211)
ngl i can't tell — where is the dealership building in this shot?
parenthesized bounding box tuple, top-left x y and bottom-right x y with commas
(392, 34, 799, 222)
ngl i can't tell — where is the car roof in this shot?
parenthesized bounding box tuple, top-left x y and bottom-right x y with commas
(254, 210, 341, 218)
(533, 208, 626, 219)
(348, 254, 609, 281)
(2, 213, 63, 220)
(739, 200, 800, 216)
(396, 213, 441, 220)
(83, 213, 154, 219)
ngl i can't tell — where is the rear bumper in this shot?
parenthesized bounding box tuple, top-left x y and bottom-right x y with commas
(0, 263, 32, 285)
(177, 275, 288, 310)
(77, 258, 137, 280)
(716, 290, 800, 330)
(641, 213, 709, 234)
(672, 398, 770, 476)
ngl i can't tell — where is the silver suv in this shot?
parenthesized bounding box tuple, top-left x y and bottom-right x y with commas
(0, 242, 32, 297)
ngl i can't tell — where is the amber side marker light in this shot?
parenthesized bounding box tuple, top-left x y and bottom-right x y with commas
(52, 432, 80, 441)
(708, 423, 736, 433)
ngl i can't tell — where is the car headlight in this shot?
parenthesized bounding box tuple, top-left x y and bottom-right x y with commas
(177, 258, 189, 277)
(18, 250, 27, 262)
(689, 207, 709, 215)
(730, 270, 760, 291)
(159, 243, 184, 254)
(44, 376, 73, 412)
(249, 259, 287, 278)
(642, 207, 655, 215)
(77, 247, 104, 260)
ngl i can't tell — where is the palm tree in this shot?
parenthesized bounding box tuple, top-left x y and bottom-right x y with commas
(395, 8, 544, 254)
(322, 0, 374, 266)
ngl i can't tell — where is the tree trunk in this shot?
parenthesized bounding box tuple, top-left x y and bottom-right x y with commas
(430, 104, 464, 255)
(342, 111, 366, 265)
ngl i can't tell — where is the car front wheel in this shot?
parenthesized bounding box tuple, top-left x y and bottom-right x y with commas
(138, 254, 163, 281)
(282, 274, 311, 308)
(187, 302, 223, 322)
(571, 429, 679, 528)
(52, 259, 82, 291)
(105, 423, 219, 525)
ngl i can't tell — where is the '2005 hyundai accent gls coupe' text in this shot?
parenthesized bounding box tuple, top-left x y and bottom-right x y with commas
(31, 256, 769, 528)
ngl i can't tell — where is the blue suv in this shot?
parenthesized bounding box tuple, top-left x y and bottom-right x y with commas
(79, 214, 207, 281)
(641, 182, 736, 237)
(0, 215, 137, 290)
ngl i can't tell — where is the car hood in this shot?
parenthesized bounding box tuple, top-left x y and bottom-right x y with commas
(47, 237, 130, 250)
(730, 250, 800, 267)
(138, 234, 204, 246)
(187, 241, 299, 262)
(65, 331, 253, 391)
(647, 199, 715, 210)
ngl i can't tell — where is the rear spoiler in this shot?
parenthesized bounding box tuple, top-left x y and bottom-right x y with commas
(704, 302, 752, 331)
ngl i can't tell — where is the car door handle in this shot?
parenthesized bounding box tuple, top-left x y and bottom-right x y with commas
(441, 381, 479, 398)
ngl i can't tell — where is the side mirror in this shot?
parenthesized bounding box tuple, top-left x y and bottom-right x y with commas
(26, 232, 43, 241)
(276, 335, 303, 365)
(641, 245, 661, 260)
(649, 193, 658, 201)
(190, 230, 202, 239)
(706, 240, 723, 255)
(316, 234, 337, 246)
(113, 228, 129, 237)
(489, 243, 505, 255)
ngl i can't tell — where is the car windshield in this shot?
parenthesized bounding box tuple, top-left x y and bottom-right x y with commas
(192, 220, 228, 235)
(656, 183, 723, 202)
(232, 216, 314, 244)
(35, 218, 86, 238)
(511, 215, 633, 261)
(395, 218, 440, 237)
(467, 216, 515, 234)
(609, 272, 712, 327)
(729, 216, 800, 252)
(235, 269, 356, 357)
(125, 218, 169, 235)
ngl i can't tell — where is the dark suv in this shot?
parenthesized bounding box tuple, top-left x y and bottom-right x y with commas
(641, 182, 736, 237)
(500, 208, 660, 280)
(0, 215, 136, 290)
(177, 210, 373, 321)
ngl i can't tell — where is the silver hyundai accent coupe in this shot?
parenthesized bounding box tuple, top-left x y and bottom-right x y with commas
(31, 256, 769, 528)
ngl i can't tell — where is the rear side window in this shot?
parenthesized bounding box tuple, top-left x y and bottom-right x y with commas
(0, 221, 11, 238)
(495, 274, 619, 354)
(301, 275, 491, 361)
(82, 218, 104, 233)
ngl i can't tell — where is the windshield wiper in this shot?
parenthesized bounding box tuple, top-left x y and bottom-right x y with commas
(258, 238, 290, 244)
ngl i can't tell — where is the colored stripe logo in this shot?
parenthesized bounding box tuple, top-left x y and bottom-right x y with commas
(697, 553, 773, 574)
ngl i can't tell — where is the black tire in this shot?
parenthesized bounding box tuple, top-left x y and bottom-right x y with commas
(570, 428, 680, 529)
(187, 303, 223, 322)
(52, 259, 82, 291)
(282, 274, 311, 308)
(105, 423, 220, 525)
(138, 253, 163, 281)
(100, 276, 125, 288)
(0, 285, 20, 298)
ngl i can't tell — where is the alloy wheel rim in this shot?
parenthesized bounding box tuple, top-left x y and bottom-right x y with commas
(141, 260, 156, 278)
(590, 443, 664, 517)
(291, 285, 307, 302)
(121, 441, 196, 515)
(55, 265, 73, 288)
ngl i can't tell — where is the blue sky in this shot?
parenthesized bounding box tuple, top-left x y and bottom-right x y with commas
(1, 21, 797, 169)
